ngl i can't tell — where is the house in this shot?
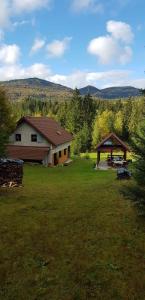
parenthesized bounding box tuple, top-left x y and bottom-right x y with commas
(7, 116, 73, 166)
(96, 132, 130, 165)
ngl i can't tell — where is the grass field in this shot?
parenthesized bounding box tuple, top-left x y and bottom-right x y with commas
(0, 158, 145, 300)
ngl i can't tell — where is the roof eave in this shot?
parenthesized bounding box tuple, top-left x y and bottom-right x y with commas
(17, 117, 73, 147)
(17, 117, 56, 146)
(96, 132, 130, 151)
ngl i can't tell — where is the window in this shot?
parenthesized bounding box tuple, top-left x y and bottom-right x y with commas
(59, 151, 62, 158)
(31, 134, 37, 142)
(15, 134, 21, 141)
(64, 148, 67, 155)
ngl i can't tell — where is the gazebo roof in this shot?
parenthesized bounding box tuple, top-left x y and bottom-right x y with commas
(96, 132, 130, 151)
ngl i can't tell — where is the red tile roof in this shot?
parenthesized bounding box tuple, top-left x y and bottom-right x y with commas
(7, 145, 49, 161)
(17, 116, 73, 146)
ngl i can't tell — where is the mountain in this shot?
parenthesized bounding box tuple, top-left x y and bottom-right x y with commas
(100, 86, 140, 99)
(79, 85, 140, 99)
(0, 78, 141, 101)
(79, 85, 101, 96)
(0, 78, 73, 102)
(1, 77, 72, 91)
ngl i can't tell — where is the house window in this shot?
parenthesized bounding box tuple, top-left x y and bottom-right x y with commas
(59, 151, 62, 158)
(15, 134, 21, 141)
(31, 134, 37, 142)
(64, 148, 67, 155)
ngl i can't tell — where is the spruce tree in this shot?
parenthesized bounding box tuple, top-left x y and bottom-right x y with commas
(124, 119, 145, 214)
(0, 89, 15, 157)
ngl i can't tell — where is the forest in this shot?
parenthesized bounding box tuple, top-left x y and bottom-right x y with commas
(10, 89, 145, 154)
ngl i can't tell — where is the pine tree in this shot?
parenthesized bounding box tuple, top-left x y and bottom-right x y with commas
(0, 89, 15, 157)
(124, 119, 145, 214)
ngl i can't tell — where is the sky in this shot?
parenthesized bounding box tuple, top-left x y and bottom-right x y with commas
(0, 0, 145, 89)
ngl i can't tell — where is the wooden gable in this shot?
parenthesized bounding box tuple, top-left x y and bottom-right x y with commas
(96, 133, 130, 152)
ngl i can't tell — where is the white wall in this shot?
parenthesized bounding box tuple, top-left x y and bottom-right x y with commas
(52, 142, 71, 154)
(9, 122, 50, 147)
(48, 142, 71, 164)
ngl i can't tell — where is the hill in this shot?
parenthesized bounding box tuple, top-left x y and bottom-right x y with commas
(79, 85, 101, 96)
(0, 78, 141, 101)
(79, 85, 140, 99)
(0, 78, 73, 102)
(99, 86, 140, 99)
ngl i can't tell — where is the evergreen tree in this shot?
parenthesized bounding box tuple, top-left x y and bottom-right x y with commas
(122, 99, 132, 140)
(123, 119, 145, 214)
(66, 88, 83, 133)
(72, 123, 90, 154)
(0, 89, 15, 157)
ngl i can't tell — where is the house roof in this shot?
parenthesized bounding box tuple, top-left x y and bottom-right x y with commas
(17, 116, 73, 146)
(96, 132, 130, 151)
(7, 145, 49, 161)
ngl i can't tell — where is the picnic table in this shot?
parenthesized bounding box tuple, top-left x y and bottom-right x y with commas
(112, 159, 127, 167)
(107, 156, 128, 167)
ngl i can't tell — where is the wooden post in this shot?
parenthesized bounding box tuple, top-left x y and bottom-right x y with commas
(111, 149, 113, 160)
(124, 150, 127, 160)
(97, 151, 100, 166)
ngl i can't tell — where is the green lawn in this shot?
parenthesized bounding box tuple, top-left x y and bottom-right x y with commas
(0, 158, 145, 300)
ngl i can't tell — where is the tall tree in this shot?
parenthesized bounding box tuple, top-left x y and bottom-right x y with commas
(92, 110, 115, 147)
(0, 89, 15, 157)
(123, 119, 145, 214)
(122, 99, 132, 140)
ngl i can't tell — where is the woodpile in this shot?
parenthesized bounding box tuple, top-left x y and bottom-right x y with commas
(0, 159, 24, 187)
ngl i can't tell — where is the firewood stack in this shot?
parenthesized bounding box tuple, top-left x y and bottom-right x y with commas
(0, 159, 24, 187)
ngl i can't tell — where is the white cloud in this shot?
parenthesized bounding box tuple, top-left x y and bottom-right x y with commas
(0, 30, 4, 41)
(24, 63, 51, 78)
(12, 0, 51, 13)
(30, 38, 46, 54)
(88, 36, 119, 64)
(0, 44, 21, 65)
(0, 63, 51, 81)
(129, 78, 145, 89)
(50, 70, 132, 88)
(107, 20, 134, 43)
(88, 20, 134, 65)
(12, 19, 32, 28)
(72, 0, 103, 13)
(51, 71, 87, 88)
(0, 0, 52, 28)
(0, 0, 11, 27)
(46, 37, 72, 58)
(51, 70, 145, 90)
(0, 63, 144, 90)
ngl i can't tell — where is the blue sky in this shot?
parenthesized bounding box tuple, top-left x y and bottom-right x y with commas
(0, 0, 145, 88)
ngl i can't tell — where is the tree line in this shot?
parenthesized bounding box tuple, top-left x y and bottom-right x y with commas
(11, 89, 145, 153)
(1, 87, 145, 214)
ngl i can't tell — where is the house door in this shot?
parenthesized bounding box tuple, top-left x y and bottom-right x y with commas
(54, 153, 58, 166)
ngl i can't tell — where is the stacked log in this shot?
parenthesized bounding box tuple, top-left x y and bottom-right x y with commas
(0, 159, 24, 187)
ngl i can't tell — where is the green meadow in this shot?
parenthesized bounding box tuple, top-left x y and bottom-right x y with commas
(0, 158, 145, 300)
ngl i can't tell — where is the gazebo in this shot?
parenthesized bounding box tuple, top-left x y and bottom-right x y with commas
(96, 132, 130, 166)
